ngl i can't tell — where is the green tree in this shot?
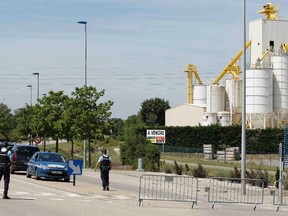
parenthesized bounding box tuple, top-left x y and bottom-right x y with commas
(0, 103, 13, 141)
(120, 114, 160, 171)
(12, 105, 34, 142)
(70, 86, 113, 167)
(139, 98, 170, 126)
(108, 118, 124, 139)
(35, 91, 69, 152)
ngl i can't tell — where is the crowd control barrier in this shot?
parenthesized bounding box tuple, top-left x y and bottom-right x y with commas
(138, 174, 199, 208)
(208, 177, 264, 210)
(273, 180, 288, 211)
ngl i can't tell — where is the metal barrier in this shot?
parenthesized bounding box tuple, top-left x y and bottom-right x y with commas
(208, 177, 264, 210)
(273, 180, 288, 211)
(138, 174, 199, 208)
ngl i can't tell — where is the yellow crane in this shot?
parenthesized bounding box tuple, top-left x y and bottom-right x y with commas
(184, 64, 202, 104)
(281, 43, 288, 54)
(212, 40, 252, 85)
(257, 3, 279, 20)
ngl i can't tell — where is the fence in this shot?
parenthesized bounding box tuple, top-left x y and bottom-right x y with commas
(138, 174, 199, 208)
(208, 177, 264, 210)
(273, 180, 288, 211)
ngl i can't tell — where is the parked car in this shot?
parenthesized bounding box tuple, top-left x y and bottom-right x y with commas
(0, 142, 14, 150)
(10, 144, 40, 174)
(26, 152, 70, 182)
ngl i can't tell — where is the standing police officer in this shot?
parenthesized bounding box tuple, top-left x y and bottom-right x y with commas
(94, 149, 112, 191)
(0, 142, 13, 199)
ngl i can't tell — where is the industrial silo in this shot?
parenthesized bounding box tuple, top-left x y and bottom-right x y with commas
(246, 68, 273, 129)
(217, 111, 231, 126)
(202, 112, 217, 126)
(206, 85, 225, 113)
(272, 56, 288, 127)
(193, 84, 207, 106)
(225, 79, 242, 124)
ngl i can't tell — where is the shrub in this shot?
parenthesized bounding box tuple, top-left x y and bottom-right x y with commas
(184, 164, 191, 175)
(161, 161, 173, 174)
(173, 160, 183, 175)
(192, 164, 208, 178)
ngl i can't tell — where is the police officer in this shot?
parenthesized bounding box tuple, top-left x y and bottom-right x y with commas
(94, 149, 112, 191)
(0, 142, 13, 199)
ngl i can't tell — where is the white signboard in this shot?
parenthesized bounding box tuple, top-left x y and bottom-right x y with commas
(146, 130, 165, 144)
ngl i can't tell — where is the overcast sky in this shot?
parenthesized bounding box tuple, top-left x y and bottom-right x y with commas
(1, 0, 287, 119)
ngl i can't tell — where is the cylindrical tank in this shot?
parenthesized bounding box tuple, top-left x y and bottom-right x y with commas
(225, 79, 242, 114)
(202, 112, 217, 126)
(246, 68, 273, 129)
(246, 69, 273, 114)
(193, 85, 207, 106)
(272, 56, 288, 110)
(217, 111, 231, 126)
(206, 85, 225, 113)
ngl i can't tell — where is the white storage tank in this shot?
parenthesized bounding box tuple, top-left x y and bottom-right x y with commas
(206, 85, 225, 113)
(272, 56, 288, 127)
(246, 69, 273, 114)
(217, 111, 231, 126)
(246, 68, 273, 129)
(225, 79, 242, 114)
(202, 112, 217, 126)
(193, 85, 207, 106)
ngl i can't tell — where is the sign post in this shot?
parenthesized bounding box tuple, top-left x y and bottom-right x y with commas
(34, 136, 42, 145)
(67, 159, 83, 186)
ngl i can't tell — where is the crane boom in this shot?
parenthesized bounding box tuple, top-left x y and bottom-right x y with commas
(184, 64, 203, 104)
(212, 40, 252, 85)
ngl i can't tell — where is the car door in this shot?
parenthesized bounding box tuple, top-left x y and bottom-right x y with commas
(28, 152, 38, 175)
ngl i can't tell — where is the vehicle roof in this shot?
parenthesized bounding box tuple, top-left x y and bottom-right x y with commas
(37, 151, 61, 155)
(13, 144, 39, 148)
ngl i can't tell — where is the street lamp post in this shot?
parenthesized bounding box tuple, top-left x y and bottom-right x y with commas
(27, 85, 33, 145)
(27, 85, 33, 106)
(241, 0, 247, 195)
(78, 20, 88, 167)
(32, 72, 40, 101)
(77, 21, 88, 86)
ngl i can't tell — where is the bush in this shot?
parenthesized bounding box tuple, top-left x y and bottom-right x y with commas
(192, 164, 208, 178)
(173, 160, 183, 175)
(184, 164, 190, 175)
(161, 161, 173, 174)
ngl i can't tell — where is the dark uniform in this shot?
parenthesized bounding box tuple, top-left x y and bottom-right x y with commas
(95, 149, 112, 191)
(0, 143, 12, 199)
(100, 155, 111, 190)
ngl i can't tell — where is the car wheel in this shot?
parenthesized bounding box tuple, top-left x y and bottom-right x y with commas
(64, 177, 70, 182)
(26, 168, 31, 178)
(35, 168, 40, 180)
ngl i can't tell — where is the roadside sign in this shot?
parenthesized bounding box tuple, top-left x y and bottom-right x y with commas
(146, 130, 166, 144)
(34, 136, 42, 145)
(67, 159, 83, 175)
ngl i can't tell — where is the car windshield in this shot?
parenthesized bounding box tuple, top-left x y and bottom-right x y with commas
(17, 147, 39, 156)
(39, 153, 65, 163)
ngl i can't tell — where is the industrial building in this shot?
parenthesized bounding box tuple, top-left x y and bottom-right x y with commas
(165, 3, 288, 129)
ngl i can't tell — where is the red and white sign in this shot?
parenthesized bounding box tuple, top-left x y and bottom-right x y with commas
(34, 136, 42, 145)
(146, 130, 166, 144)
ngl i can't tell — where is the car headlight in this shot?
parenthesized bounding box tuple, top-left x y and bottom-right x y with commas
(39, 164, 49, 169)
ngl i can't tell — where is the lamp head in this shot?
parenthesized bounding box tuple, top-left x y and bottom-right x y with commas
(77, 21, 87, 24)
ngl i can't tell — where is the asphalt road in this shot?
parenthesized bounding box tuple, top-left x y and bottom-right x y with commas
(0, 169, 287, 216)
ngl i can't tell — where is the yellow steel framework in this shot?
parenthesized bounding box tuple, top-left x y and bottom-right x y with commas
(212, 40, 252, 85)
(281, 43, 288, 54)
(184, 64, 202, 104)
(257, 3, 279, 20)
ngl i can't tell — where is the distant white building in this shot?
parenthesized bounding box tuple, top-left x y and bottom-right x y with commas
(165, 104, 205, 126)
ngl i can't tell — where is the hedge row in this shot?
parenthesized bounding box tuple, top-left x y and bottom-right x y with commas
(139, 125, 284, 154)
